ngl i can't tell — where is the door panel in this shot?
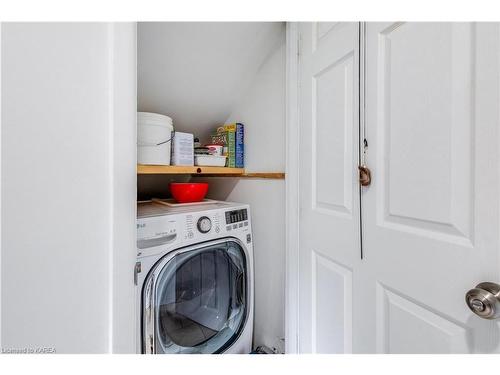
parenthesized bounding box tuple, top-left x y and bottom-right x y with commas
(312, 22, 340, 51)
(298, 22, 360, 353)
(364, 22, 500, 353)
(377, 284, 469, 354)
(377, 22, 474, 244)
(312, 252, 352, 353)
(313, 52, 355, 216)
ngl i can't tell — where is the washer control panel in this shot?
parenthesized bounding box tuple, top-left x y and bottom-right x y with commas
(136, 216, 178, 254)
(224, 208, 249, 232)
(225, 208, 248, 224)
(137, 203, 251, 255)
(197, 216, 212, 233)
(184, 212, 222, 240)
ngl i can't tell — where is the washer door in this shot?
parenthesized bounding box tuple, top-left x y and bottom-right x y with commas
(143, 239, 248, 354)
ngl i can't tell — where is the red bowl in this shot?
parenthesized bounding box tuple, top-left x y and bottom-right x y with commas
(169, 182, 209, 203)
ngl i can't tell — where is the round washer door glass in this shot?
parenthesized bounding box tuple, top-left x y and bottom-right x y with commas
(149, 240, 248, 354)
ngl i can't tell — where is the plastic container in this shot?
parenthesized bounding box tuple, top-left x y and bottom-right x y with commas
(169, 183, 209, 203)
(137, 112, 174, 165)
(194, 155, 227, 167)
(205, 144, 224, 156)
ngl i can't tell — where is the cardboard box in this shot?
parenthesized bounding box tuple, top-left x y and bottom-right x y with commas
(223, 123, 244, 168)
(171, 131, 194, 166)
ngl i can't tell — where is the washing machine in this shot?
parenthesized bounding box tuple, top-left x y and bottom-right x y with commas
(135, 200, 254, 354)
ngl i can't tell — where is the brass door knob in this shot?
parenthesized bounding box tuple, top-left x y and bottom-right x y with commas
(358, 165, 372, 187)
(465, 282, 500, 319)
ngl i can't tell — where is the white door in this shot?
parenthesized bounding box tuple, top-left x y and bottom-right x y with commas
(297, 22, 361, 353)
(296, 21, 500, 354)
(362, 22, 500, 353)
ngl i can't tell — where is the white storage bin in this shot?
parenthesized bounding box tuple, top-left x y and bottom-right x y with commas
(195, 155, 227, 167)
(137, 112, 174, 165)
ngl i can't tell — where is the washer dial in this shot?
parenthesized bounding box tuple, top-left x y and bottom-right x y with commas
(197, 216, 212, 233)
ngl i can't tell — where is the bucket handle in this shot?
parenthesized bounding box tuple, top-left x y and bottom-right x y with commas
(137, 137, 172, 147)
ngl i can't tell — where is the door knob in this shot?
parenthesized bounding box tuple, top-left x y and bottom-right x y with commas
(358, 165, 372, 187)
(465, 282, 500, 319)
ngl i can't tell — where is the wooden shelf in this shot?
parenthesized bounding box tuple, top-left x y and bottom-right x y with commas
(137, 165, 285, 179)
(194, 172, 285, 179)
(137, 165, 244, 175)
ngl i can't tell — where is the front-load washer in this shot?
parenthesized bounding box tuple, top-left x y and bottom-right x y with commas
(135, 200, 254, 354)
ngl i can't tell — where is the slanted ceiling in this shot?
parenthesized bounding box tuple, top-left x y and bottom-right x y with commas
(137, 22, 285, 141)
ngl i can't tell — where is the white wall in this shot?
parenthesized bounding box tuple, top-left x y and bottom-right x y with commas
(0, 23, 136, 353)
(202, 33, 286, 352)
(137, 22, 284, 141)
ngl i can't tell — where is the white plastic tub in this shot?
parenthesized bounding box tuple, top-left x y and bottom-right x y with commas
(137, 112, 174, 165)
(194, 155, 227, 167)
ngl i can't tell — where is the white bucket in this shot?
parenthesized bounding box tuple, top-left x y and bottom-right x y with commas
(137, 112, 174, 165)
